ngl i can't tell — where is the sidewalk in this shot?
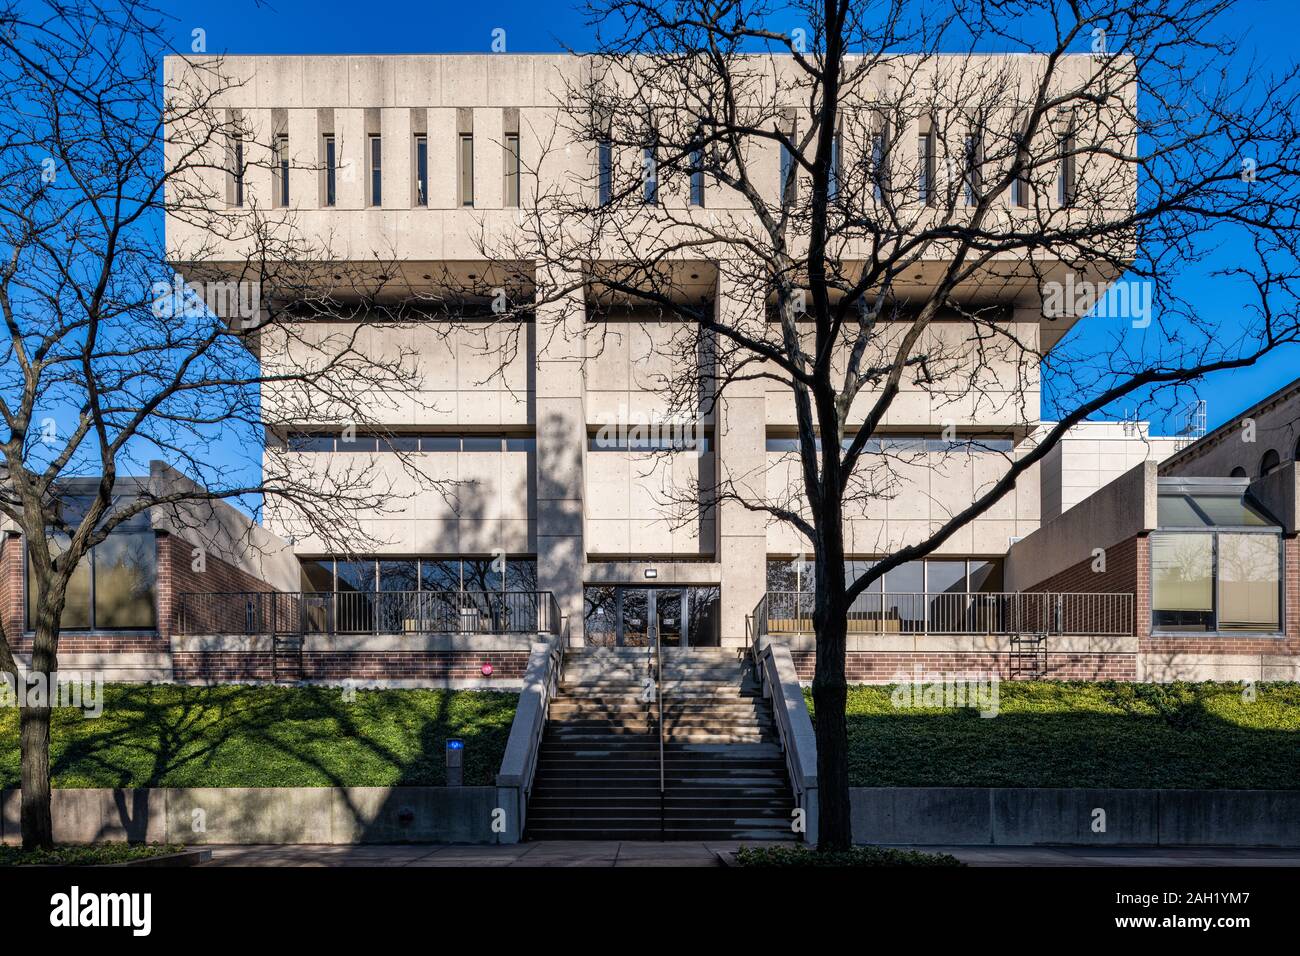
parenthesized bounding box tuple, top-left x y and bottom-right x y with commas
(198, 842, 1300, 867)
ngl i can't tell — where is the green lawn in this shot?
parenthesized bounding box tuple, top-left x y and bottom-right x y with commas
(0, 844, 185, 866)
(815, 681, 1300, 789)
(0, 684, 517, 789)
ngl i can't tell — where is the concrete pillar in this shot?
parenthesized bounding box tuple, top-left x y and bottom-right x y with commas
(716, 273, 768, 648)
(534, 271, 586, 644)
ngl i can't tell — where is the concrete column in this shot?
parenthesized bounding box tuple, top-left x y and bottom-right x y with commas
(534, 271, 586, 644)
(716, 273, 768, 648)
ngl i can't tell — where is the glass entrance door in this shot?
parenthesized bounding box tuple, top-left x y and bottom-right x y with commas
(620, 588, 651, 647)
(655, 589, 684, 647)
(583, 585, 720, 648)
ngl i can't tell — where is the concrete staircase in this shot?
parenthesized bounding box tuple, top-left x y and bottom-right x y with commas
(525, 647, 799, 841)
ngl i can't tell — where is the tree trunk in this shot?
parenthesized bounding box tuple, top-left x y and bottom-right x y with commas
(21, 618, 58, 850)
(812, 604, 851, 850)
(811, 495, 852, 850)
(19, 700, 53, 849)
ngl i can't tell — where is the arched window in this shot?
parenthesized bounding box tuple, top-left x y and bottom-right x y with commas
(1260, 449, 1281, 477)
(1293, 435, 1300, 461)
(1230, 466, 1247, 478)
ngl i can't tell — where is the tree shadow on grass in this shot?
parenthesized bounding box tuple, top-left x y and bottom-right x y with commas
(834, 681, 1300, 790)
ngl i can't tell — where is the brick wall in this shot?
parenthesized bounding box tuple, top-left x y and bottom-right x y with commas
(173, 650, 531, 684)
(1020, 534, 1143, 636)
(156, 532, 279, 639)
(1, 533, 23, 640)
(791, 650, 1137, 683)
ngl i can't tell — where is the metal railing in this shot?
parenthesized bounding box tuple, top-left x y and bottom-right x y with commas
(175, 590, 562, 637)
(757, 590, 1134, 637)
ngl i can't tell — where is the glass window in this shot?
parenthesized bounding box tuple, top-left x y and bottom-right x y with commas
(376, 560, 418, 633)
(27, 536, 91, 630)
(28, 532, 156, 631)
(1157, 494, 1204, 527)
(92, 533, 156, 628)
(963, 133, 981, 206)
(766, 558, 801, 593)
(689, 142, 704, 206)
(1216, 534, 1280, 631)
(334, 561, 375, 594)
(883, 562, 925, 633)
(643, 145, 657, 204)
(780, 142, 795, 206)
(323, 135, 336, 207)
(336, 434, 378, 452)
(828, 134, 840, 201)
(1259, 449, 1281, 476)
(1058, 132, 1076, 206)
(1151, 533, 1214, 632)
(504, 133, 520, 207)
(597, 140, 612, 206)
(276, 134, 289, 206)
(461, 436, 502, 452)
(505, 437, 535, 452)
(968, 560, 1004, 593)
(845, 560, 880, 592)
(378, 560, 419, 592)
(1157, 492, 1272, 527)
(687, 586, 721, 646)
(380, 435, 420, 452)
(504, 559, 538, 592)
(420, 559, 461, 592)
(300, 559, 334, 593)
(288, 432, 334, 452)
(461, 558, 502, 594)
(420, 436, 461, 452)
(584, 586, 618, 646)
(883, 562, 924, 593)
(414, 135, 428, 206)
(870, 127, 887, 200)
(459, 133, 474, 207)
(369, 135, 382, 206)
(232, 136, 244, 207)
(917, 132, 933, 204)
(766, 438, 801, 452)
(927, 560, 967, 595)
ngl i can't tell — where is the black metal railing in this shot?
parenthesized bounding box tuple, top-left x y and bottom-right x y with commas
(175, 590, 561, 637)
(757, 590, 1134, 637)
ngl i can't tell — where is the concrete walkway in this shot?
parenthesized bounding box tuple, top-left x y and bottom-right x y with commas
(198, 842, 1300, 867)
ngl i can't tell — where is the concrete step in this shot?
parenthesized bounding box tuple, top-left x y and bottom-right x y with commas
(524, 827, 800, 842)
(541, 741, 783, 756)
(549, 699, 770, 714)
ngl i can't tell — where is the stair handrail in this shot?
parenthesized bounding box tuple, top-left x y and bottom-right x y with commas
(495, 633, 563, 842)
(655, 626, 665, 804)
(755, 637, 820, 846)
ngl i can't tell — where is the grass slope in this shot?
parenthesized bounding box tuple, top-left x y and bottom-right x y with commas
(0, 684, 517, 789)
(816, 681, 1300, 789)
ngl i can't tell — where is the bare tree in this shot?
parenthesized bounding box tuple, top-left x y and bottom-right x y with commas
(466, 0, 1300, 849)
(0, 1, 451, 848)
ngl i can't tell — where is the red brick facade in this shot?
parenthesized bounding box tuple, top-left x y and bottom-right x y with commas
(155, 531, 281, 639)
(172, 650, 531, 683)
(791, 651, 1137, 682)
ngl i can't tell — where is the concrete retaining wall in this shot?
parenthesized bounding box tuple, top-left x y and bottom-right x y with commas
(851, 787, 1300, 847)
(0, 786, 503, 845)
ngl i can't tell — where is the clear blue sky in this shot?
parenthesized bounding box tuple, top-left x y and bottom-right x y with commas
(155, 0, 1300, 442)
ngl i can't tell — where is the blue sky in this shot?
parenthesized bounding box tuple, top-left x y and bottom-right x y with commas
(153, 0, 1300, 443)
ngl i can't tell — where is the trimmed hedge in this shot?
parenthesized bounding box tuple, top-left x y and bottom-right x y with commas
(734, 845, 963, 867)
